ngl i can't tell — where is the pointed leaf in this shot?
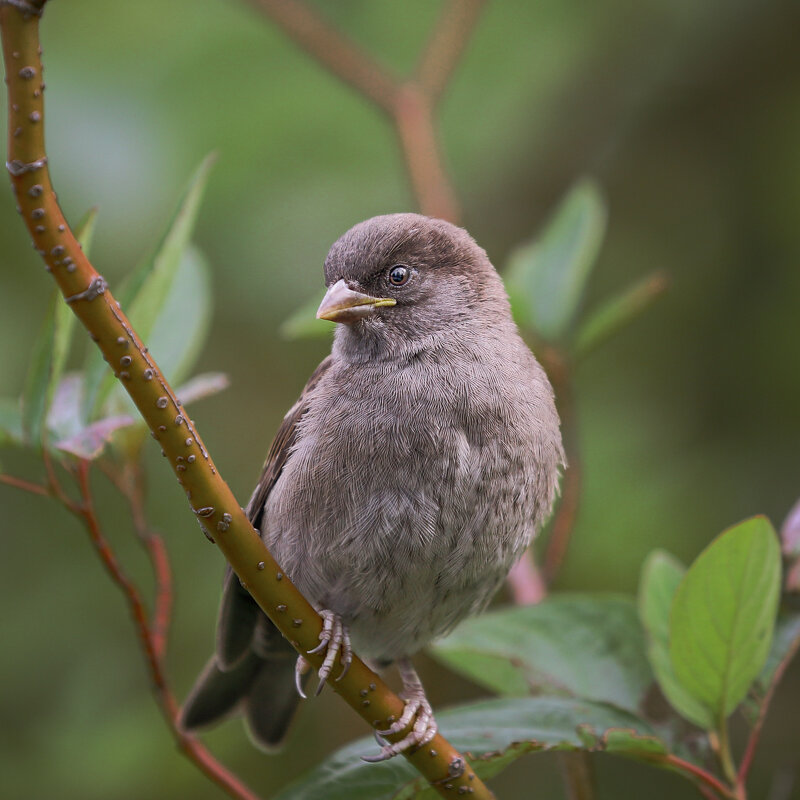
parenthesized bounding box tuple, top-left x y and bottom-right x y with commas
(146, 244, 213, 387)
(638, 550, 710, 727)
(280, 290, 333, 340)
(22, 287, 74, 446)
(669, 516, 781, 729)
(273, 696, 664, 800)
(430, 594, 652, 713)
(55, 415, 137, 460)
(175, 372, 230, 406)
(506, 179, 607, 340)
(0, 397, 24, 447)
(74, 207, 100, 259)
(46, 373, 86, 443)
(574, 271, 668, 358)
(83, 154, 216, 419)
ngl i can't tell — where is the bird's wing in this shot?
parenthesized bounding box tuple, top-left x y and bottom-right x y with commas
(245, 354, 334, 533)
(215, 355, 333, 668)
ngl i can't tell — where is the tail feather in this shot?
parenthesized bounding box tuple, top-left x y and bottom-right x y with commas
(244, 656, 305, 751)
(179, 652, 259, 732)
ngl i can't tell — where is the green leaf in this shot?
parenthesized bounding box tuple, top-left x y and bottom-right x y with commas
(430, 594, 652, 713)
(75, 206, 100, 259)
(506, 179, 607, 340)
(273, 696, 665, 800)
(145, 243, 213, 387)
(82, 154, 216, 419)
(280, 290, 334, 340)
(574, 271, 668, 358)
(0, 397, 24, 447)
(21, 288, 75, 446)
(669, 516, 781, 729)
(638, 550, 710, 727)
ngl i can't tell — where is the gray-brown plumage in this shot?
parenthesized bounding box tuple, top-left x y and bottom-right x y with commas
(180, 213, 564, 756)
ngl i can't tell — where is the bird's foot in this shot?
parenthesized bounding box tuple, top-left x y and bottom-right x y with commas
(361, 658, 437, 763)
(296, 609, 352, 698)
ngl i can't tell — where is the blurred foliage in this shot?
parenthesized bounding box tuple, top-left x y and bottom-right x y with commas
(2, 1, 800, 799)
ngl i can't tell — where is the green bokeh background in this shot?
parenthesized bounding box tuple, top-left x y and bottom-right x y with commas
(1, 1, 799, 798)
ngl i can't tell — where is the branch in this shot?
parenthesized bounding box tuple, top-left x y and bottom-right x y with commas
(738, 626, 800, 784)
(245, 0, 399, 113)
(71, 461, 262, 800)
(0, 5, 492, 797)
(415, 0, 487, 103)
(247, 0, 463, 222)
(541, 347, 581, 584)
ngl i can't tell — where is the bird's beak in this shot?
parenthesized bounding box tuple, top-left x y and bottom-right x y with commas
(316, 279, 396, 323)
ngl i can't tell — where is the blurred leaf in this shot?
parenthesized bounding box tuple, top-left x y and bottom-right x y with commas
(781, 498, 800, 558)
(46, 373, 85, 443)
(83, 154, 216, 419)
(146, 243, 213, 387)
(430, 594, 652, 713)
(756, 611, 800, 693)
(22, 289, 74, 446)
(741, 611, 800, 725)
(273, 696, 665, 800)
(280, 290, 333, 340)
(638, 550, 709, 727)
(669, 516, 781, 729)
(506, 179, 607, 340)
(55, 415, 137, 460)
(75, 207, 100, 259)
(175, 371, 230, 406)
(0, 397, 24, 447)
(574, 271, 668, 358)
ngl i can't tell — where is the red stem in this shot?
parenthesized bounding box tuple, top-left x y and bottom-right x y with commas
(415, 0, 487, 102)
(541, 348, 581, 584)
(72, 461, 262, 800)
(0, 472, 49, 496)
(659, 754, 737, 800)
(737, 630, 800, 783)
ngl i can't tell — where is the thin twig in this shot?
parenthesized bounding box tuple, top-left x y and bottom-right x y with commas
(541, 347, 581, 584)
(738, 628, 800, 784)
(72, 461, 262, 800)
(658, 754, 738, 800)
(415, 0, 487, 103)
(247, 0, 463, 222)
(245, 0, 399, 113)
(0, 472, 49, 496)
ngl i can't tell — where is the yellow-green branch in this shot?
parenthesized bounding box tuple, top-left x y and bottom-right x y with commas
(0, 3, 492, 798)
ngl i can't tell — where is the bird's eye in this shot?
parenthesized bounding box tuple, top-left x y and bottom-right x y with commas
(388, 265, 411, 286)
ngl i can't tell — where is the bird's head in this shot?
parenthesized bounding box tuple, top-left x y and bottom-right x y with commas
(319, 214, 509, 359)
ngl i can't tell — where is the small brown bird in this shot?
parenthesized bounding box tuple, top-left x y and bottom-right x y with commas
(180, 214, 564, 760)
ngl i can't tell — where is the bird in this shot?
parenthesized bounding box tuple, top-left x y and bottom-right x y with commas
(179, 213, 564, 761)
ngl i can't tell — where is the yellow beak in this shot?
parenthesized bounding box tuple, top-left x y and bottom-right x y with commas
(316, 279, 396, 323)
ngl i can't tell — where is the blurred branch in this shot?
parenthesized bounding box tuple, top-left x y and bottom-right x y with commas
(246, 0, 488, 223)
(738, 626, 800, 786)
(415, 0, 486, 102)
(541, 348, 581, 584)
(0, 4, 490, 797)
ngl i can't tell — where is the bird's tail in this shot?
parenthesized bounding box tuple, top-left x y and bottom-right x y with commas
(179, 647, 302, 751)
(179, 567, 304, 750)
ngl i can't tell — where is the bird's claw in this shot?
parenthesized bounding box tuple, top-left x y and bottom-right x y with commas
(361, 694, 437, 762)
(294, 655, 310, 699)
(306, 609, 352, 696)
